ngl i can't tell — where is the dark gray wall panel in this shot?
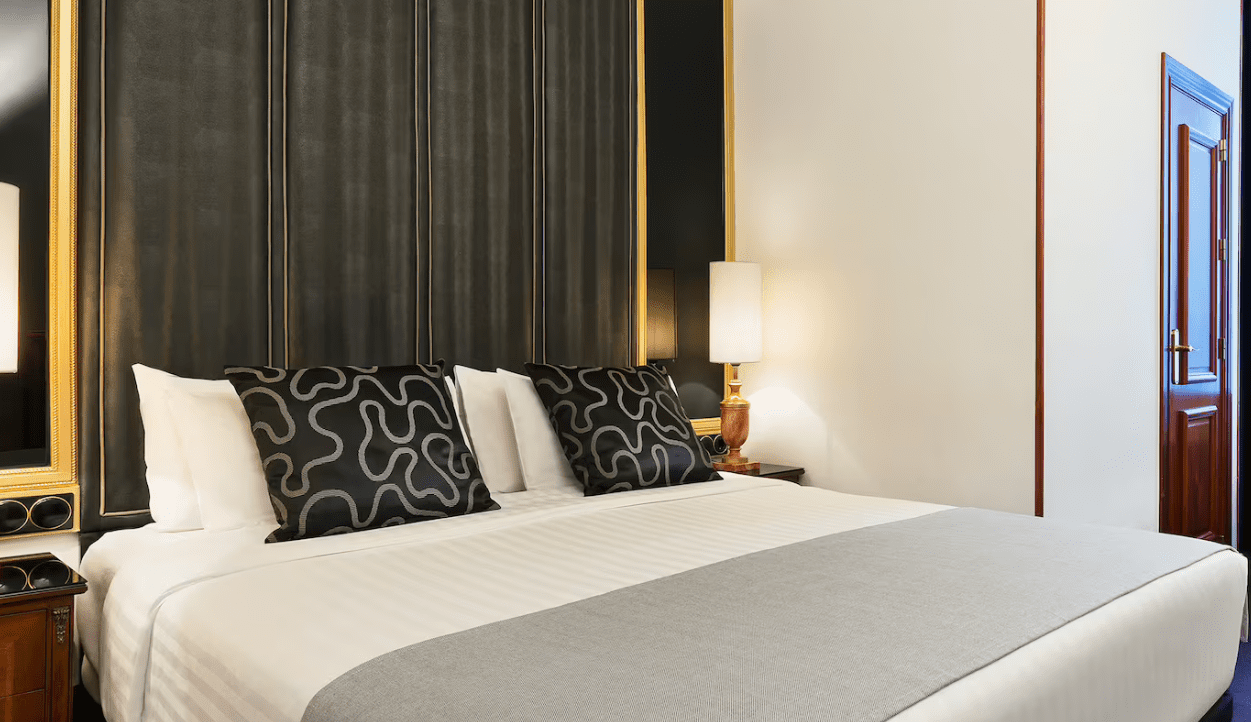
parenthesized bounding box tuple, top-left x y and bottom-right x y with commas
(542, 0, 635, 367)
(428, 0, 536, 372)
(76, 0, 639, 536)
(85, 0, 270, 523)
(285, 0, 418, 367)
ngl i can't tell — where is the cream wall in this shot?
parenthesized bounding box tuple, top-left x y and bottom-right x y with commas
(1045, 0, 1240, 532)
(732, 0, 1036, 513)
(0, 532, 79, 569)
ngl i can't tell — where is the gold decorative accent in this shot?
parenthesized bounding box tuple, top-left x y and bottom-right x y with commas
(720, 0, 736, 408)
(0, 0, 80, 526)
(690, 418, 722, 437)
(53, 606, 70, 645)
(713, 363, 759, 472)
(635, 0, 649, 366)
(636, 0, 734, 434)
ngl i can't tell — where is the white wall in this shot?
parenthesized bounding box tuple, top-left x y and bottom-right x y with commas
(1045, 0, 1240, 532)
(0, 532, 79, 569)
(733, 0, 1036, 513)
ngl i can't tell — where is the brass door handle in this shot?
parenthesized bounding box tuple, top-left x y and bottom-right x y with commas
(1169, 329, 1193, 386)
(1167, 329, 1195, 353)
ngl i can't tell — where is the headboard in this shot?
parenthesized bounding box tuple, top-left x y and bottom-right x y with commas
(76, 0, 639, 539)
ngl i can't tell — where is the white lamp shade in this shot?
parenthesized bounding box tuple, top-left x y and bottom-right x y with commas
(0, 183, 18, 374)
(709, 261, 762, 364)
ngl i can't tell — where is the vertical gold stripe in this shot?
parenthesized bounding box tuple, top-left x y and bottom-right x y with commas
(634, 0, 647, 366)
(62, 0, 81, 523)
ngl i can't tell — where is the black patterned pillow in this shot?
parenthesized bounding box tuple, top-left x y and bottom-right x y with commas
(522, 364, 721, 495)
(225, 364, 498, 542)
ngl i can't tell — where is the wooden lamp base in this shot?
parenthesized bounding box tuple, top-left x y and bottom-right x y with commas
(712, 364, 760, 472)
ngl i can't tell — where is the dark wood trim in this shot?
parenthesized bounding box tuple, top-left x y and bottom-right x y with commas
(1035, 0, 1045, 517)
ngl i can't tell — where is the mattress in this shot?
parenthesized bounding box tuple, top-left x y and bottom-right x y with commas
(80, 475, 1246, 722)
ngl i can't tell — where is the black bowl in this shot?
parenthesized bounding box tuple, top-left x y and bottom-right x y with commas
(30, 497, 72, 531)
(0, 565, 28, 593)
(0, 500, 28, 535)
(29, 560, 70, 589)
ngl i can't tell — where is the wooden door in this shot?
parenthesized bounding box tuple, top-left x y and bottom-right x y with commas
(1161, 55, 1233, 543)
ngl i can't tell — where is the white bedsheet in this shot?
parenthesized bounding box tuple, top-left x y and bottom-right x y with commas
(80, 476, 1246, 722)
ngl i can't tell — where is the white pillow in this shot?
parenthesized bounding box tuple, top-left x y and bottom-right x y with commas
(453, 366, 525, 494)
(497, 369, 581, 492)
(165, 383, 277, 532)
(132, 364, 216, 531)
(445, 375, 472, 452)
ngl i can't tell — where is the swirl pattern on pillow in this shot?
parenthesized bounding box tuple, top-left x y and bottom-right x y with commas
(225, 364, 498, 542)
(523, 364, 721, 495)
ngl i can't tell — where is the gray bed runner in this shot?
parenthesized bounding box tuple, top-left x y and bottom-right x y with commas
(303, 507, 1228, 722)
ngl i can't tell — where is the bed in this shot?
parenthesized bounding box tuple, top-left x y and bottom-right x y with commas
(79, 474, 1246, 722)
(75, 363, 1247, 722)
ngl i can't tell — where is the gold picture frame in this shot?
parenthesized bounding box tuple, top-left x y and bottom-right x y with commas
(0, 0, 80, 530)
(636, 0, 735, 438)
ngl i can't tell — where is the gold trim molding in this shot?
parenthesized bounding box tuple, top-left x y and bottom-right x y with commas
(0, 0, 80, 529)
(636, 0, 734, 436)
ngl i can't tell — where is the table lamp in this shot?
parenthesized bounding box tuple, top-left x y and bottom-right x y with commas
(0, 183, 18, 375)
(709, 261, 762, 472)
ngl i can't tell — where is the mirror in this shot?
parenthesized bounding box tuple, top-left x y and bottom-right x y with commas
(0, 0, 80, 521)
(638, 0, 732, 434)
(0, 0, 51, 469)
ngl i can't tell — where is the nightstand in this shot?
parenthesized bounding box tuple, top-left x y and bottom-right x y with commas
(735, 463, 805, 484)
(0, 554, 86, 722)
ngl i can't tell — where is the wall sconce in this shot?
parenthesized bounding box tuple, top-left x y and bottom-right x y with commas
(0, 182, 18, 375)
(646, 268, 678, 362)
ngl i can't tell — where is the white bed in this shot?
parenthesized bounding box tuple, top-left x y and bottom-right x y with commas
(79, 474, 1246, 722)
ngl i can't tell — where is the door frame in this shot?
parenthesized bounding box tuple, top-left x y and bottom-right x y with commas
(1159, 54, 1235, 538)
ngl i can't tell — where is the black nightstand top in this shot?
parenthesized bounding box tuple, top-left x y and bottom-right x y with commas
(730, 463, 805, 482)
(0, 553, 86, 601)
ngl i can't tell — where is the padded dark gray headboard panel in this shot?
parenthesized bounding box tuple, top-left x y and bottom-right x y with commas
(76, 0, 638, 536)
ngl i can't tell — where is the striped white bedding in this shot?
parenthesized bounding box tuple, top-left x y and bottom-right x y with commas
(79, 475, 1246, 722)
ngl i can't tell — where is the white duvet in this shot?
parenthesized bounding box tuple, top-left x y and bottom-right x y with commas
(80, 476, 1246, 722)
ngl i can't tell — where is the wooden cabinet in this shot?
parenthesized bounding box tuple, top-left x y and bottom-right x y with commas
(0, 555, 86, 722)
